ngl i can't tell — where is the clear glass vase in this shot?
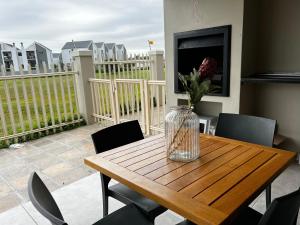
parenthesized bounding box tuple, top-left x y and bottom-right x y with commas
(165, 106, 200, 162)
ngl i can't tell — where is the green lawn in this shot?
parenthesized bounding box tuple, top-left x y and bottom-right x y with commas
(0, 75, 81, 148)
(95, 67, 151, 80)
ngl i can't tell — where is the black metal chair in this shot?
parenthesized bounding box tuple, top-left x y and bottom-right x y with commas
(28, 172, 153, 225)
(176, 187, 300, 225)
(215, 113, 276, 207)
(91, 120, 166, 221)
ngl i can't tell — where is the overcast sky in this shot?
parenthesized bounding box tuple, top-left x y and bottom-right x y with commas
(0, 0, 164, 53)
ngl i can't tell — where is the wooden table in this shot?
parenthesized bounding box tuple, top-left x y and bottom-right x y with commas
(84, 133, 296, 225)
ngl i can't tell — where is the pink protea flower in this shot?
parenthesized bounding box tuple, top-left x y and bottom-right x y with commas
(199, 57, 218, 80)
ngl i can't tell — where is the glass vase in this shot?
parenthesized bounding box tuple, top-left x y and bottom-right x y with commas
(165, 105, 200, 162)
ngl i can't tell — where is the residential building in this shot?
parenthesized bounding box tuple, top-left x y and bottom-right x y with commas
(0, 42, 23, 72)
(94, 42, 106, 62)
(61, 40, 93, 65)
(52, 53, 62, 66)
(26, 42, 53, 71)
(115, 44, 127, 60)
(105, 43, 116, 61)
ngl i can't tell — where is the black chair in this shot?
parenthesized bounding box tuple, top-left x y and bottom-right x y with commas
(28, 172, 153, 225)
(176, 187, 300, 225)
(91, 120, 166, 221)
(215, 113, 276, 207)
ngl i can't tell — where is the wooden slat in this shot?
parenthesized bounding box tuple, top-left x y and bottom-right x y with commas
(168, 145, 249, 192)
(179, 148, 263, 198)
(13, 79, 25, 134)
(84, 155, 227, 225)
(107, 138, 165, 161)
(21, 79, 33, 132)
(195, 151, 276, 205)
(84, 134, 296, 225)
(45, 76, 55, 130)
(150, 143, 238, 184)
(119, 146, 165, 167)
(212, 151, 295, 215)
(100, 133, 164, 157)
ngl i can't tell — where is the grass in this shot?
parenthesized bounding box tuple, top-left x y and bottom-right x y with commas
(95, 67, 151, 80)
(0, 75, 83, 148)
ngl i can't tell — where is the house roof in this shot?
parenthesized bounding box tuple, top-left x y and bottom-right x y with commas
(0, 42, 20, 50)
(116, 44, 125, 49)
(62, 40, 93, 50)
(105, 43, 115, 50)
(25, 42, 51, 51)
(95, 42, 104, 48)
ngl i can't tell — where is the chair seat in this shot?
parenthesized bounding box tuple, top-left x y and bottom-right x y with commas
(175, 220, 195, 225)
(230, 207, 262, 225)
(94, 204, 153, 225)
(108, 183, 166, 218)
(176, 207, 262, 225)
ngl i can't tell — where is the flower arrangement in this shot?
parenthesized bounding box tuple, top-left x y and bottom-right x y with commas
(178, 57, 219, 108)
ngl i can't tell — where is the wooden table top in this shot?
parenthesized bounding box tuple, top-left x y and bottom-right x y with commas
(84, 133, 296, 225)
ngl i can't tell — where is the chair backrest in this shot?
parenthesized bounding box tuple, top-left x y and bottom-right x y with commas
(215, 113, 276, 147)
(258, 188, 300, 225)
(28, 172, 67, 225)
(91, 120, 144, 154)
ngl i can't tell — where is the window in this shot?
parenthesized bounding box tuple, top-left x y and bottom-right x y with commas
(18, 52, 22, 56)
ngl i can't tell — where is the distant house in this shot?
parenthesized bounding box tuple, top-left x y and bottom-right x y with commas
(115, 44, 127, 61)
(0, 42, 25, 72)
(105, 43, 116, 61)
(26, 42, 53, 71)
(52, 53, 62, 66)
(94, 42, 106, 62)
(61, 40, 93, 65)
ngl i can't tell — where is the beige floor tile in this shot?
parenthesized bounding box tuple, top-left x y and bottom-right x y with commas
(53, 166, 94, 186)
(0, 193, 21, 212)
(0, 180, 13, 198)
(42, 162, 75, 178)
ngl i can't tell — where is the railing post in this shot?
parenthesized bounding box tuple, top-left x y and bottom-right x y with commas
(149, 50, 164, 80)
(143, 80, 150, 135)
(72, 50, 95, 125)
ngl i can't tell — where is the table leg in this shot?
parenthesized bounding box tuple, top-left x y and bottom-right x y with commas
(266, 184, 271, 208)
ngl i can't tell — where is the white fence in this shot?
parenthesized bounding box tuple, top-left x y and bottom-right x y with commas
(94, 53, 155, 80)
(0, 66, 82, 145)
(0, 50, 164, 146)
(89, 78, 166, 135)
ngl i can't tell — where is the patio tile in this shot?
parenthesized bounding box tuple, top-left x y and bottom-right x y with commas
(42, 162, 75, 178)
(0, 193, 22, 212)
(45, 144, 73, 156)
(0, 205, 38, 225)
(0, 162, 36, 180)
(30, 138, 54, 148)
(0, 179, 13, 198)
(8, 145, 44, 159)
(58, 148, 87, 161)
(0, 154, 23, 169)
(54, 166, 94, 186)
(28, 154, 63, 170)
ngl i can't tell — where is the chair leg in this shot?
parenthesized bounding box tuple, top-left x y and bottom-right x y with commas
(103, 195, 109, 217)
(266, 184, 272, 208)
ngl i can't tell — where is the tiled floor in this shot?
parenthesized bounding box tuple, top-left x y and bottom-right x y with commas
(0, 124, 300, 225)
(0, 124, 102, 213)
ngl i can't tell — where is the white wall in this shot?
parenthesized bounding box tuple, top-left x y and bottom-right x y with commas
(240, 0, 300, 153)
(62, 49, 73, 64)
(164, 0, 244, 114)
